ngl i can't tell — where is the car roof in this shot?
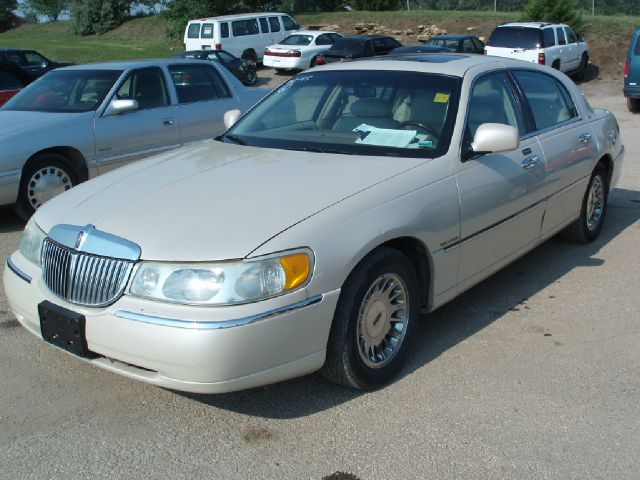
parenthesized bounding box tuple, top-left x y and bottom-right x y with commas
(192, 12, 288, 22)
(284, 29, 338, 37)
(338, 35, 392, 40)
(0, 48, 40, 53)
(498, 22, 565, 29)
(314, 53, 544, 77)
(55, 59, 215, 71)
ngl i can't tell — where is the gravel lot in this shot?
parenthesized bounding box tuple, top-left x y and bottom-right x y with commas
(0, 70, 638, 480)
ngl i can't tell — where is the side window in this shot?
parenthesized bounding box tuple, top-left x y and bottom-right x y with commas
(218, 51, 236, 63)
(232, 19, 259, 37)
(315, 34, 331, 46)
(466, 72, 524, 142)
(463, 39, 474, 53)
(220, 22, 229, 38)
(169, 64, 230, 104)
(635, 35, 640, 56)
(512, 70, 578, 131)
(472, 37, 484, 52)
(116, 68, 169, 110)
(282, 16, 297, 31)
(543, 28, 555, 47)
(259, 17, 269, 33)
(268, 17, 280, 33)
(565, 27, 577, 44)
(0, 70, 23, 89)
(556, 27, 566, 46)
(5, 52, 26, 66)
(187, 23, 201, 39)
(372, 39, 385, 52)
(201, 23, 214, 39)
(384, 37, 401, 49)
(206, 53, 221, 63)
(329, 33, 342, 43)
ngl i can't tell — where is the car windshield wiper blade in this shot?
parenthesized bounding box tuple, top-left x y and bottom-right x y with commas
(222, 134, 248, 146)
(289, 146, 354, 155)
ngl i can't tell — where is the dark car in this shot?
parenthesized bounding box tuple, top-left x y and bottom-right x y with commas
(0, 48, 74, 79)
(390, 45, 453, 54)
(624, 29, 640, 112)
(172, 49, 257, 86)
(0, 62, 32, 106)
(419, 35, 485, 54)
(317, 35, 402, 63)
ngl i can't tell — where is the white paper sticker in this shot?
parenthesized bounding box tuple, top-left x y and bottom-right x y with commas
(353, 124, 416, 148)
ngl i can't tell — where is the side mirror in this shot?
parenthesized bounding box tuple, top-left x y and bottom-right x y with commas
(471, 123, 519, 155)
(224, 109, 242, 129)
(104, 99, 138, 117)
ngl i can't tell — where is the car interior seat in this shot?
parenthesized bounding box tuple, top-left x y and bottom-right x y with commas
(332, 97, 398, 132)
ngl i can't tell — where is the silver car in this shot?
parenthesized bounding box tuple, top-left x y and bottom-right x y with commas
(0, 59, 268, 217)
(4, 54, 624, 393)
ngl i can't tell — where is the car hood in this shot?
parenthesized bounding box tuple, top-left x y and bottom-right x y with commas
(0, 110, 92, 142)
(36, 140, 425, 261)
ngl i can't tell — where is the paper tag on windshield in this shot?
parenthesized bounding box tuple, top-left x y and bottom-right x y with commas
(353, 124, 416, 148)
(434, 93, 450, 103)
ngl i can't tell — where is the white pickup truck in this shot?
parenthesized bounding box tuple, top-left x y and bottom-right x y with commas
(485, 22, 589, 81)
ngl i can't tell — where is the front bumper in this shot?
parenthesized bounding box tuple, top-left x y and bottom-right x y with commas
(4, 251, 340, 393)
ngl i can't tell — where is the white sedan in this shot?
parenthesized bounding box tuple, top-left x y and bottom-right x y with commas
(263, 30, 342, 71)
(5, 55, 624, 394)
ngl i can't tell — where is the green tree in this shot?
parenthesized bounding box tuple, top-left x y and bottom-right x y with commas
(0, 0, 18, 31)
(165, 0, 235, 38)
(24, 0, 69, 21)
(524, 0, 582, 33)
(71, 0, 131, 35)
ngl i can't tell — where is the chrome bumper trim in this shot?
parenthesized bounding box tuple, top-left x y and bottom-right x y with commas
(7, 257, 32, 284)
(115, 294, 324, 330)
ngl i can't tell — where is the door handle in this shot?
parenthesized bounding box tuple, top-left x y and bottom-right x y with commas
(163, 118, 174, 126)
(579, 133, 591, 144)
(521, 155, 540, 170)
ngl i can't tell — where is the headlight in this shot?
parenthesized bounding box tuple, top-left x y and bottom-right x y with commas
(19, 217, 47, 266)
(129, 249, 313, 305)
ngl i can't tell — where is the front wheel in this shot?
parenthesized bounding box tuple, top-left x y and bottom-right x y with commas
(16, 153, 79, 219)
(559, 164, 609, 243)
(243, 68, 257, 86)
(320, 247, 419, 390)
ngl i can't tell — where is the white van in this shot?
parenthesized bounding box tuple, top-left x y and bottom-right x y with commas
(184, 13, 300, 63)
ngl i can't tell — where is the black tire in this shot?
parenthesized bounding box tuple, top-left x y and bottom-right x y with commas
(243, 68, 257, 86)
(241, 49, 258, 63)
(627, 98, 640, 113)
(552, 60, 561, 70)
(320, 247, 419, 390)
(559, 163, 609, 244)
(574, 54, 588, 82)
(310, 56, 318, 68)
(16, 153, 79, 219)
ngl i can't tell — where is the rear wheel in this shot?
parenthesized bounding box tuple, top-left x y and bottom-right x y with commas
(16, 153, 79, 219)
(574, 54, 588, 82)
(320, 247, 419, 390)
(241, 49, 257, 64)
(627, 98, 640, 113)
(310, 56, 318, 68)
(559, 163, 609, 243)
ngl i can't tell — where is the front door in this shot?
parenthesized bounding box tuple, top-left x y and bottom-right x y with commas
(95, 67, 181, 174)
(454, 71, 547, 288)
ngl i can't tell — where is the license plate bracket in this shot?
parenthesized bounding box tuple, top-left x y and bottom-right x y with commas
(38, 301, 91, 357)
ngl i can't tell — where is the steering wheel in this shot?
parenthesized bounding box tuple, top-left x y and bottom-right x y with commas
(399, 121, 440, 141)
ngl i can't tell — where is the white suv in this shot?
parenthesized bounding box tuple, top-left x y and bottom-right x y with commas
(485, 22, 589, 80)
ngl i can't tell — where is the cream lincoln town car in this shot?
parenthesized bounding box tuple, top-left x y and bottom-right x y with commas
(5, 54, 624, 393)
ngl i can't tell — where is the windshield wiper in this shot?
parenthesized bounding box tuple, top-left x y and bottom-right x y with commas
(221, 134, 248, 146)
(289, 146, 354, 155)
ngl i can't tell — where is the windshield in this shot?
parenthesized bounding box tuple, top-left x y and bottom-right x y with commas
(2, 69, 121, 112)
(281, 35, 313, 46)
(223, 70, 460, 158)
(488, 27, 542, 49)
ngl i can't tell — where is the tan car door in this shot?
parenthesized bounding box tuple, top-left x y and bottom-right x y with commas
(454, 71, 547, 288)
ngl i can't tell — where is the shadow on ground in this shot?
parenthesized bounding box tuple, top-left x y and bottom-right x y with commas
(181, 187, 640, 418)
(0, 207, 24, 233)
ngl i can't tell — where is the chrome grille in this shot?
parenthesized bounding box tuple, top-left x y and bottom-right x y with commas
(41, 238, 135, 307)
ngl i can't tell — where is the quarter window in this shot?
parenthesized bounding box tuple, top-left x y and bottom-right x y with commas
(543, 28, 555, 47)
(116, 67, 169, 110)
(169, 64, 230, 104)
(512, 70, 578, 131)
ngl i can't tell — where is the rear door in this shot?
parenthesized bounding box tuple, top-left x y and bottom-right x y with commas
(563, 27, 580, 71)
(510, 69, 596, 237)
(627, 31, 640, 87)
(169, 63, 239, 143)
(95, 67, 181, 174)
